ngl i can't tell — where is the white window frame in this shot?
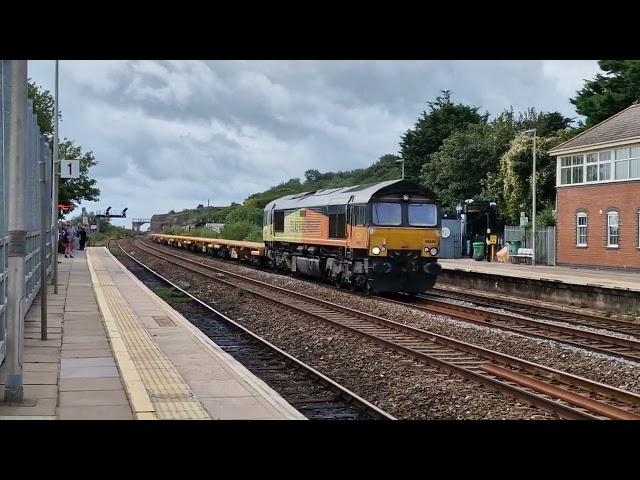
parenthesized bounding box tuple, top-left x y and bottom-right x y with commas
(607, 212, 619, 248)
(557, 144, 640, 187)
(576, 213, 587, 246)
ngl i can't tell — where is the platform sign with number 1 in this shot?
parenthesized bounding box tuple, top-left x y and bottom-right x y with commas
(60, 159, 80, 179)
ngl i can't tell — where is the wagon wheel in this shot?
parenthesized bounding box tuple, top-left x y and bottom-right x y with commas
(333, 273, 343, 289)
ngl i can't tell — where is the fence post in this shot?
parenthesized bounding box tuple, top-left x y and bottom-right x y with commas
(3, 60, 28, 402)
(40, 136, 48, 340)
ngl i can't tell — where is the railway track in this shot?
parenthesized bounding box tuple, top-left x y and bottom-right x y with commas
(383, 295, 640, 362)
(430, 287, 640, 338)
(110, 239, 394, 421)
(129, 238, 640, 420)
(142, 235, 640, 361)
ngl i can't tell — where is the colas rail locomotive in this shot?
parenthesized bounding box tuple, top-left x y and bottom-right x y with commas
(150, 179, 443, 295)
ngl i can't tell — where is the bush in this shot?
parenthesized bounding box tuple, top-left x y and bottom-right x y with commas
(219, 221, 255, 241)
(163, 226, 187, 235)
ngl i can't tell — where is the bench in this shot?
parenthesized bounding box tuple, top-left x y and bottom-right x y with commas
(510, 248, 533, 264)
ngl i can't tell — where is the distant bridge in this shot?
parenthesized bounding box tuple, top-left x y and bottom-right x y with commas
(132, 218, 151, 232)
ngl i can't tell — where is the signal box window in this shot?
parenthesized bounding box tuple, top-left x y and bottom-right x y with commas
(576, 213, 587, 246)
(607, 212, 619, 247)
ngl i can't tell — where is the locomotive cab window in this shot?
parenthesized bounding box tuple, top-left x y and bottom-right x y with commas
(408, 203, 437, 226)
(372, 202, 402, 226)
(274, 211, 284, 232)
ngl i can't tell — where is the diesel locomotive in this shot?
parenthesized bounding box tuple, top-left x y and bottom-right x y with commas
(262, 179, 442, 294)
(150, 179, 442, 295)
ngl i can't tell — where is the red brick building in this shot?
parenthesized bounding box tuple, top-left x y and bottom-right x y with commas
(550, 103, 640, 269)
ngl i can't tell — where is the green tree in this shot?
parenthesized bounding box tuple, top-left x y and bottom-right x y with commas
(27, 81, 58, 142)
(226, 204, 263, 226)
(219, 221, 259, 241)
(423, 123, 506, 210)
(424, 108, 574, 214)
(498, 133, 560, 224)
(304, 169, 322, 183)
(399, 90, 487, 182)
(27, 81, 100, 217)
(571, 60, 640, 126)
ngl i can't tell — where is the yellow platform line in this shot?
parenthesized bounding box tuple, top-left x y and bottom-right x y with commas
(87, 249, 209, 420)
(104, 247, 307, 420)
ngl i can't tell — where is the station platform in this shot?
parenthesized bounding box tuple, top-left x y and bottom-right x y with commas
(438, 258, 640, 293)
(0, 248, 304, 420)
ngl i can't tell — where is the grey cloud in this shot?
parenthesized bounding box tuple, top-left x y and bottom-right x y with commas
(28, 60, 599, 223)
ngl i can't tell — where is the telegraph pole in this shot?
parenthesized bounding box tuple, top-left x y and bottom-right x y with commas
(3, 60, 28, 402)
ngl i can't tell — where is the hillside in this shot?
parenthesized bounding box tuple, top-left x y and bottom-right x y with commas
(158, 154, 403, 241)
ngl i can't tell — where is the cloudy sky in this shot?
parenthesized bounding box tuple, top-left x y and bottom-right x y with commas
(28, 60, 600, 228)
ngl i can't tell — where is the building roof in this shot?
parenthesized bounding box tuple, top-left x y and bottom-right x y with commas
(264, 179, 436, 211)
(549, 102, 640, 155)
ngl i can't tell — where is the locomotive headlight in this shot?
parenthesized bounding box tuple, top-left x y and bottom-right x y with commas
(371, 246, 381, 255)
(429, 247, 439, 256)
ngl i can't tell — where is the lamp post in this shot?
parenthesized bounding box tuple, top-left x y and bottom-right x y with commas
(396, 158, 405, 180)
(456, 203, 463, 259)
(524, 128, 537, 266)
(52, 60, 59, 292)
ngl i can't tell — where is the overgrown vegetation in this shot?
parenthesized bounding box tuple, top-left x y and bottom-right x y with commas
(152, 287, 190, 303)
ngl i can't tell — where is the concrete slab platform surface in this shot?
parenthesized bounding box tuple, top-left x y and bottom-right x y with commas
(86, 247, 304, 420)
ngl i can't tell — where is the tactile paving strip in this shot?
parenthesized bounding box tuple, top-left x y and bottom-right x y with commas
(87, 251, 209, 420)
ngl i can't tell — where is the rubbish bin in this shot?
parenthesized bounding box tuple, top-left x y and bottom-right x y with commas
(510, 240, 522, 254)
(472, 242, 485, 261)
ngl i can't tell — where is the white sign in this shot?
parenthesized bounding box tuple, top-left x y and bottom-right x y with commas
(441, 227, 451, 239)
(90, 224, 97, 231)
(60, 160, 80, 179)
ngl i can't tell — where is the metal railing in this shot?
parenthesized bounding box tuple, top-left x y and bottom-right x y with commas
(0, 61, 53, 367)
(504, 225, 556, 266)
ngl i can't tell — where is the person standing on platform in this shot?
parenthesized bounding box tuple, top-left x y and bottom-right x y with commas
(64, 222, 74, 258)
(78, 225, 87, 250)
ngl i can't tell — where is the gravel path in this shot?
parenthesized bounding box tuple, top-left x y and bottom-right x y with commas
(122, 240, 557, 420)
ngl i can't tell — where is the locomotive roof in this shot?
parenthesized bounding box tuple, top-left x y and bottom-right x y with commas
(264, 179, 436, 211)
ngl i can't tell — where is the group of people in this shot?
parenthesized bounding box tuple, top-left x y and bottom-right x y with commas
(58, 222, 88, 258)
